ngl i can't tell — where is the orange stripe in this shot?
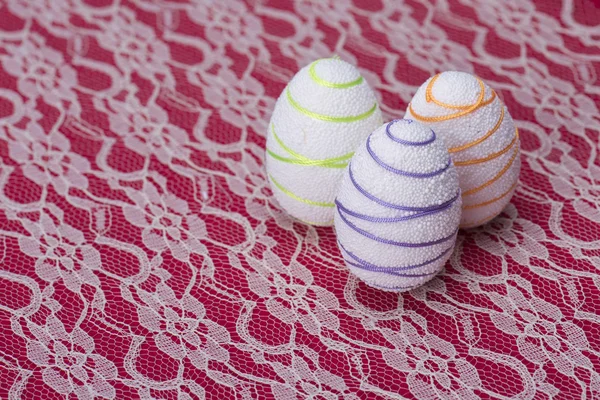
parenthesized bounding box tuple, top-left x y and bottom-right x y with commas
(462, 144, 519, 197)
(410, 75, 496, 122)
(426, 75, 466, 108)
(449, 107, 504, 153)
(408, 93, 496, 122)
(455, 127, 519, 167)
(426, 74, 484, 110)
(462, 182, 518, 211)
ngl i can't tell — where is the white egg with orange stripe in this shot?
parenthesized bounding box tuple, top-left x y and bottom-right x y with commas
(266, 57, 383, 226)
(405, 71, 521, 228)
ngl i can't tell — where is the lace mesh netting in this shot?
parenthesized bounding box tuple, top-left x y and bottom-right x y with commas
(0, 0, 599, 398)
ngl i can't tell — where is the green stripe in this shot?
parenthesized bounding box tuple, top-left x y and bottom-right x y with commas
(269, 175, 335, 207)
(266, 124, 353, 168)
(266, 149, 349, 168)
(309, 59, 363, 89)
(286, 87, 377, 123)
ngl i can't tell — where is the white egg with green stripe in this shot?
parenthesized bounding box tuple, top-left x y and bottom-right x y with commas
(266, 57, 383, 225)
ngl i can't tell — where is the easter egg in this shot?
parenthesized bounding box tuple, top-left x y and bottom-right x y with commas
(405, 71, 521, 228)
(266, 57, 383, 226)
(334, 119, 461, 292)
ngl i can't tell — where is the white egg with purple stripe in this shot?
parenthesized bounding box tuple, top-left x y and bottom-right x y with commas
(334, 119, 461, 292)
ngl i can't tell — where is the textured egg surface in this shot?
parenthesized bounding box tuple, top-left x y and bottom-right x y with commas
(405, 71, 521, 228)
(266, 58, 382, 226)
(334, 119, 461, 292)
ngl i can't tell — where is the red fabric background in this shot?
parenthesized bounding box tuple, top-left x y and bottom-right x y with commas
(0, 0, 599, 399)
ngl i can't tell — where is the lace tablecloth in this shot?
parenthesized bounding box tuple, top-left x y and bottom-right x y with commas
(0, 0, 599, 399)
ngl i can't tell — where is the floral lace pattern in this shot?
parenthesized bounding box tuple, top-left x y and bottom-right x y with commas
(0, 0, 599, 398)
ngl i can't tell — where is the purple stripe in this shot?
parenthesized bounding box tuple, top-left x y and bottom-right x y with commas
(336, 206, 458, 247)
(338, 240, 453, 273)
(334, 197, 457, 223)
(348, 165, 460, 212)
(367, 281, 418, 291)
(367, 134, 451, 179)
(345, 259, 436, 278)
(386, 119, 436, 146)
